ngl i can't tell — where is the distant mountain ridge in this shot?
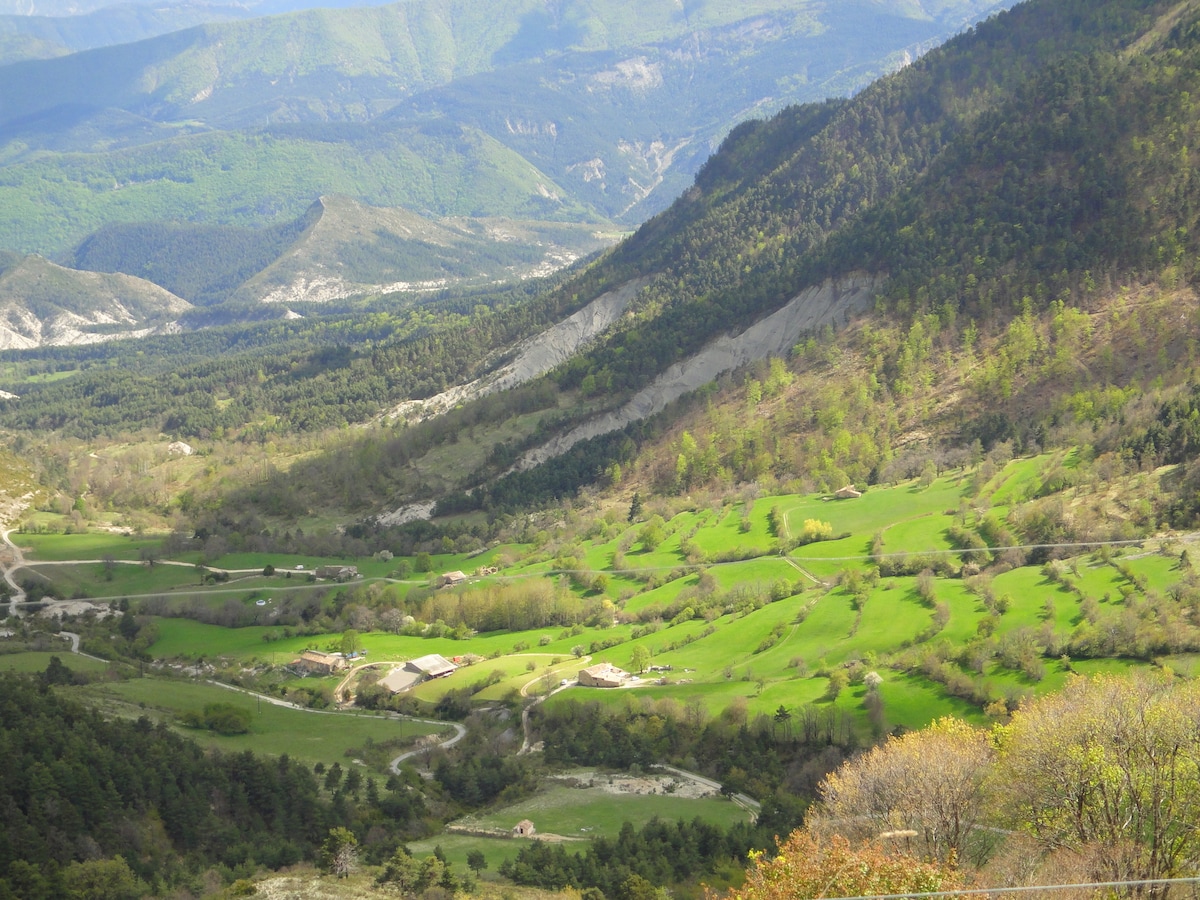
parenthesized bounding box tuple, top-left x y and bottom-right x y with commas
(0, 0, 1019, 267)
(64, 195, 623, 309)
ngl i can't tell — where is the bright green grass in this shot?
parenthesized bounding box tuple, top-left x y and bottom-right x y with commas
(688, 506, 774, 558)
(788, 591, 859, 666)
(472, 658, 594, 703)
(789, 535, 875, 578)
(466, 781, 750, 836)
(18, 532, 163, 561)
(405, 834, 522, 873)
(869, 672, 987, 728)
(149, 618, 628, 663)
(935, 579, 986, 644)
(1124, 553, 1187, 594)
(1066, 559, 1126, 603)
(1070, 657, 1152, 678)
(0, 651, 112, 673)
(710, 557, 797, 590)
(782, 476, 968, 536)
(621, 575, 698, 615)
(406, 654, 585, 705)
(74, 677, 445, 769)
(29, 561, 209, 598)
(644, 600, 799, 681)
(987, 454, 1053, 506)
(853, 580, 933, 654)
(989, 568, 1072, 634)
(880, 514, 957, 555)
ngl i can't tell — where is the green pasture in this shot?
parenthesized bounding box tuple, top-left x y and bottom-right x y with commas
(1122, 552, 1186, 594)
(880, 514, 957, 555)
(0, 650, 112, 674)
(17, 532, 163, 562)
(687, 505, 775, 558)
(466, 779, 750, 837)
(983, 455, 1051, 506)
(406, 654, 589, 706)
(405, 833, 522, 874)
(619, 575, 696, 615)
(854, 580, 935, 653)
(109, 452, 1195, 745)
(149, 617, 633, 664)
(989, 568, 1078, 634)
(929, 579, 984, 643)
(789, 535, 874, 578)
(27, 561, 208, 599)
(866, 672, 987, 729)
(1065, 558, 1126, 602)
(780, 476, 967, 536)
(74, 676, 445, 769)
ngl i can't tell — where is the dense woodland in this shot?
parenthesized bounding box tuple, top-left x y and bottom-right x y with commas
(0, 669, 332, 897)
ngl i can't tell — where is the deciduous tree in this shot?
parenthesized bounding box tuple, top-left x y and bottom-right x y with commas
(712, 828, 962, 900)
(810, 716, 992, 864)
(995, 673, 1200, 899)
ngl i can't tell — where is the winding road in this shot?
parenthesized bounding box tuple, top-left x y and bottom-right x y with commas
(1, 526, 27, 612)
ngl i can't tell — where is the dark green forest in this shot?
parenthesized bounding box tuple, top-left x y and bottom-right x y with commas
(0, 669, 330, 897)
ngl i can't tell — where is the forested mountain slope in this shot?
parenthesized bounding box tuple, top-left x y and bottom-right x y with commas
(6, 0, 1200, 532)
(230, 0, 1200, 522)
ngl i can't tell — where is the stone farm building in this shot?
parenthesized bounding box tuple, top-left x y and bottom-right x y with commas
(439, 570, 468, 588)
(578, 663, 630, 688)
(407, 654, 458, 679)
(294, 649, 349, 675)
(513, 820, 536, 837)
(315, 565, 359, 581)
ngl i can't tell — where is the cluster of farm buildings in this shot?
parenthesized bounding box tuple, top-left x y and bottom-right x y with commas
(291, 649, 638, 693)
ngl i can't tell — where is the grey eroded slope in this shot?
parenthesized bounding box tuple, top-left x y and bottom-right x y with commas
(385, 277, 650, 424)
(517, 273, 879, 469)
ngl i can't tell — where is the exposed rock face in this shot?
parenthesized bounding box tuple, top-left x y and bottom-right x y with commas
(0, 256, 190, 348)
(385, 277, 651, 424)
(517, 273, 879, 469)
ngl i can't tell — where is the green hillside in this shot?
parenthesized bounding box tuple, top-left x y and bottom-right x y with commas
(63, 195, 621, 306)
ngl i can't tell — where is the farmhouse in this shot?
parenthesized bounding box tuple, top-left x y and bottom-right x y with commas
(315, 565, 359, 581)
(834, 485, 862, 499)
(406, 654, 458, 679)
(578, 662, 630, 688)
(294, 649, 348, 675)
(439, 570, 468, 588)
(513, 819, 536, 837)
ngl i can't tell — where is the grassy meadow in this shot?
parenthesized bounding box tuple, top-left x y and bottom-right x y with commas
(20, 453, 1176, 744)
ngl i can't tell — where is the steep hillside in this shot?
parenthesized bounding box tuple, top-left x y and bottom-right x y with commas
(0, 4, 251, 64)
(0, 254, 190, 349)
(216, 0, 1200, 522)
(235, 198, 621, 305)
